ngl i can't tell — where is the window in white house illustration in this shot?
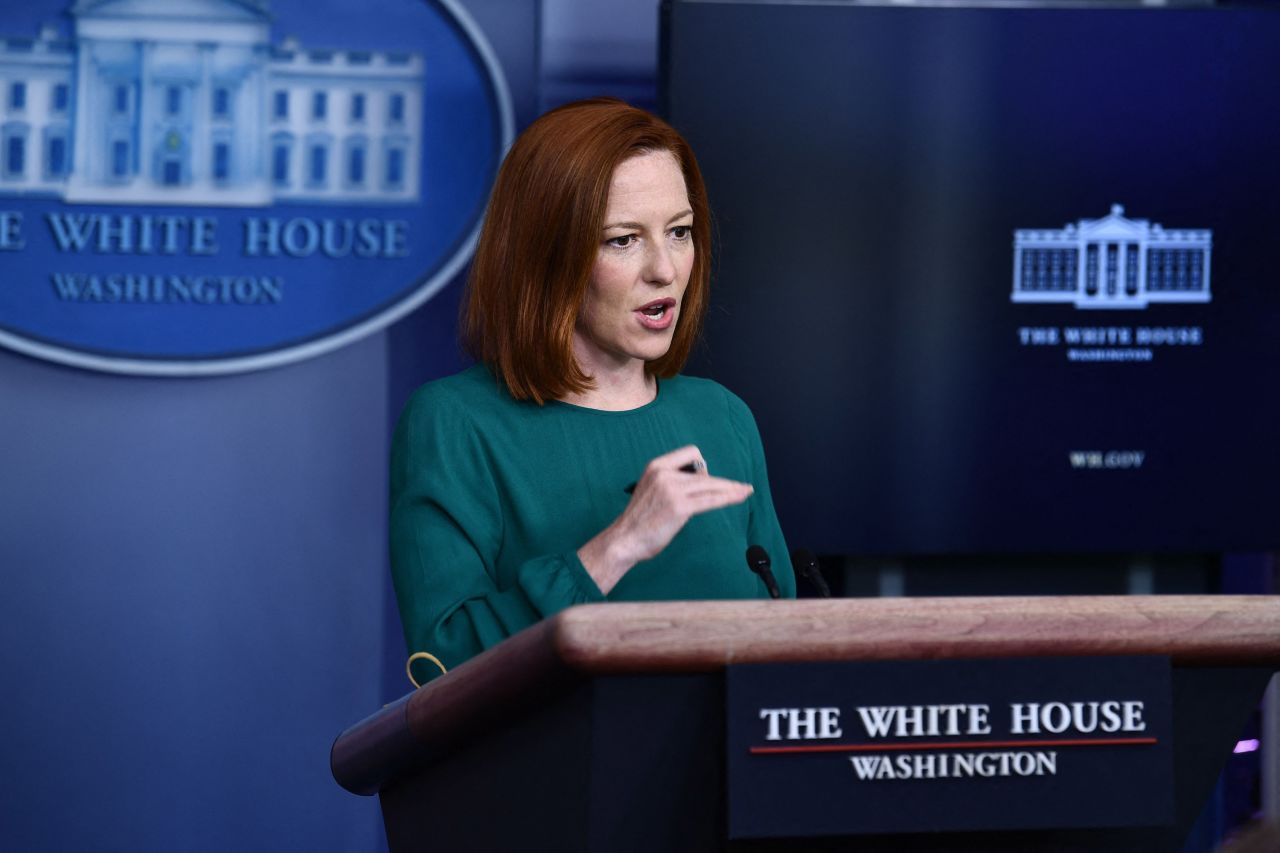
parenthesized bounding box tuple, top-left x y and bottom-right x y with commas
(307, 137, 329, 188)
(44, 127, 69, 179)
(165, 85, 183, 117)
(110, 137, 129, 180)
(4, 124, 27, 178)
(1012, 205, 1212, 309)
(0, 0, 424, 205)
(384, 139, 406, 190)
(346, 136, 367, 187)
(213, 137, 232, 184)
(213, 87, 230, 120)
(271, 133, 292, 187)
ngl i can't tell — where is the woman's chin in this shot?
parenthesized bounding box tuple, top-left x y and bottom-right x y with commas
(573, 328, 675, 373)
(633, 339, 674, 364)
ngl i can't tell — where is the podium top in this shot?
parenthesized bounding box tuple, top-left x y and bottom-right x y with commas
(526, 594, 1280, 671)
(332, 595, 1280, 794)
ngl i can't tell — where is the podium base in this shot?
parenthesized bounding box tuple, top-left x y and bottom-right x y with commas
(380, 666, 1271, 852)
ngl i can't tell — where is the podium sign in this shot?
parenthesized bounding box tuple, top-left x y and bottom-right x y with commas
(726, 657, 1173, 839)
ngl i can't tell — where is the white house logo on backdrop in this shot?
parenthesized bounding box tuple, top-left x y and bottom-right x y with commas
(0, 0, 511, 376)
(1012, 205, 1212, 310)
(0, 0, 422, 206)
(1013, 205, 1211, 364)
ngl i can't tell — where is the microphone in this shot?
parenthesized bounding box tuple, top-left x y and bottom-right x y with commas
(746, 545, 781, 600)
(791, 548, 831, 598)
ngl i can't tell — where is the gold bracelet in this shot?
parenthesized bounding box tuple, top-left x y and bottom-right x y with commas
(405, 651, 447, 688)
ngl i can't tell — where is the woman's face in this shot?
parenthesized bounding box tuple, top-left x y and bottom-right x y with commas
(573, 150, 695, 377)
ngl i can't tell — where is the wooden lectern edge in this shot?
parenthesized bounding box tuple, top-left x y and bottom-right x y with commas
(549, 595, 1280, 671)
(332, 617, 572, 795)
(334, 594, 1280, 795)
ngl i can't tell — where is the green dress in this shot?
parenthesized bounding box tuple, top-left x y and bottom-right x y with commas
(390, 364, 795, 683)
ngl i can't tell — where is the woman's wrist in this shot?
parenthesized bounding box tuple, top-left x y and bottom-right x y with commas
(577, 525, 638, 595)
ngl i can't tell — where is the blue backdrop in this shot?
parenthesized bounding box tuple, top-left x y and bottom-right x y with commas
(0, 1, 543, 849)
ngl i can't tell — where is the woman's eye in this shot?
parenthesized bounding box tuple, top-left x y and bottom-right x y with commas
(671, 225, 692, 241)
(606, 234, 636, 249)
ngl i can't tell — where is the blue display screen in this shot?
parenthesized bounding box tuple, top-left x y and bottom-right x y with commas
(665, 3, 1280, 553)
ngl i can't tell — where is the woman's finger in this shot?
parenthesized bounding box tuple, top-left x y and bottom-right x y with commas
(675, 474, 751, 496)
(672, 478, 753, 508)
(681, 485, 754, 515)
(644, 444, 707, 474)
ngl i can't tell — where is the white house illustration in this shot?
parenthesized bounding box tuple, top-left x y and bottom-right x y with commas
(1012, 205, 1211, 309)
(0, 0, 423, 206)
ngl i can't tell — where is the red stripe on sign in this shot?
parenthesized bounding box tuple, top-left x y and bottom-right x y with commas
(749, 737, 1158, 755)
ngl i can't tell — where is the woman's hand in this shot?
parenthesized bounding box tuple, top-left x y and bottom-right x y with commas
(577, 445, 754, 594)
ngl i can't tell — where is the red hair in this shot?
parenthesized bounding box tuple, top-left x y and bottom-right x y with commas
(461, 98, 712, 404)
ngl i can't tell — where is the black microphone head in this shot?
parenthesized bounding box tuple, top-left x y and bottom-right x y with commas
(746, 545, 781, 599)
(790, 547, 831, 597)
(791, 548, 817, 571)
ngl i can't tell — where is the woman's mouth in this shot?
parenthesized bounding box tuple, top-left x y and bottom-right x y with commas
(636, 298, 677, 330)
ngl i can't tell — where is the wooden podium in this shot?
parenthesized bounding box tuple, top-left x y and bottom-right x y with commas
(332, 596, 1280, 851)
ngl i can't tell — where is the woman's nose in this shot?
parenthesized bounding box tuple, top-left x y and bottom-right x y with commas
(644, 242, 677, 285)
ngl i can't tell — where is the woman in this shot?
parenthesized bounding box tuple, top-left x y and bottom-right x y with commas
(391, 98, 794, 685)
